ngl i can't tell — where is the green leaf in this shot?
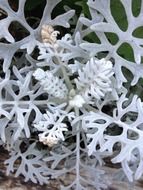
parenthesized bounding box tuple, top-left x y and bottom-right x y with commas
(133, 26, 143, 38)
(110, 0, 128, 31)
(117, 43, 135, 62)
(75, 0, 90, 18)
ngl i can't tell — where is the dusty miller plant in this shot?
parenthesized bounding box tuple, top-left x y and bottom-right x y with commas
(0, 0, 143, 189)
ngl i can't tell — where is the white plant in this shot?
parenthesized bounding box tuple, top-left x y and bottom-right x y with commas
(33, 68, 68, 99)
(34, 110, 68, 147)
(75, 58, 114, 101)
(0, 0, 143, 189)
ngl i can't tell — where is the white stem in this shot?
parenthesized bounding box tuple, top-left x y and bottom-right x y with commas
(74, 107, 80, 189)
(55, 54, 73, 90)
(84, 104, 98, 113)
(0, 100, 49, 105)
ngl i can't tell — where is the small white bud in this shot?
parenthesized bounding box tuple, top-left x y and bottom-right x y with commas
(33, 68, 46, 80)
(69, 94, 85, 108)
(39, 134, 58, 147)
(41, 24, 60, 44)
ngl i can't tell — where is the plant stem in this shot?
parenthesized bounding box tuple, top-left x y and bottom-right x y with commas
(75, 107, 80, 189)
(55, 55, 73, 91)
(1, 100, 49, 105)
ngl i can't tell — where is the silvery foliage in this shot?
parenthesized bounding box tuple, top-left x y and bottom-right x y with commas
(0, 0, 143, 189)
